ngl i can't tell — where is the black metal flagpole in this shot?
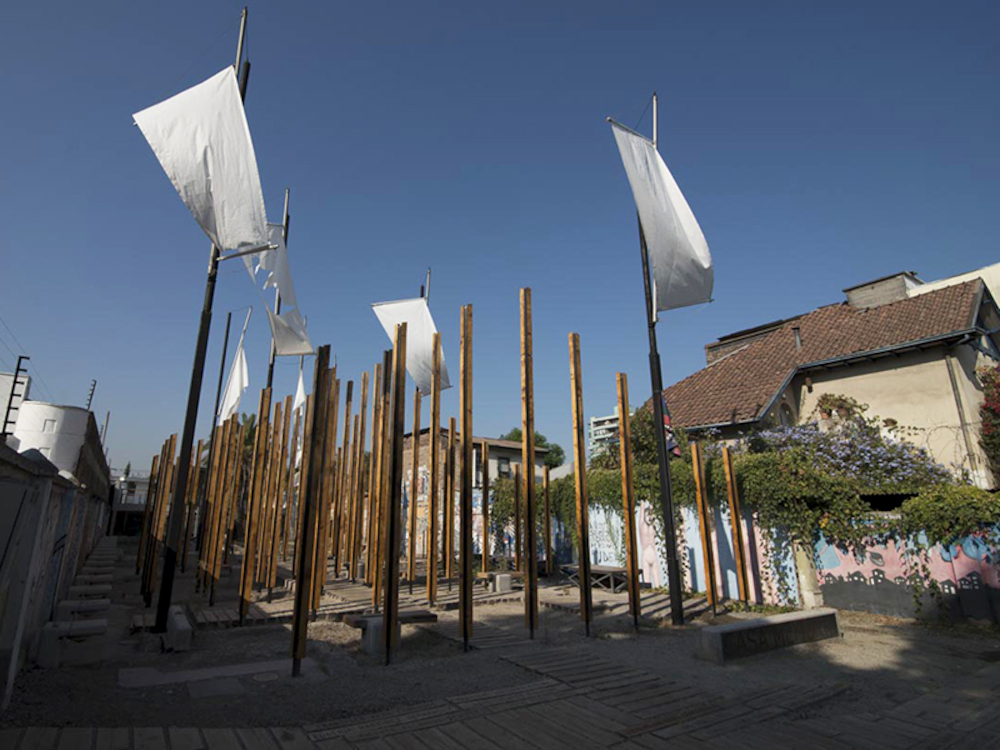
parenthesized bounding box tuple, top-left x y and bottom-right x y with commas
(265, 188, 291, 388)
(155, 6, 251, 633)
(640, 92, 685, 627)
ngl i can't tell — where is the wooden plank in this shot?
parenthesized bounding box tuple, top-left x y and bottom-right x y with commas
(383, 323, 408, 662)
(426, 333, 441, 604)
(462, 717, 537, 750)
(240, 388, 272, 622)
(201, 729, 242, 750)
(481, 440, 490, 573)
(459, 304, 474, 646)
(722, 446, 750, 603)
(168, 728, 206, 750)
(519, 289, 537, 636)
(94, 728, 129, 750)
(690, 442, 717, 610)
(407, 386, 422, 592)
(617, 373, 641, 624)
(133, 728, 167, 750)
(568, 333, 593, 632)
(292, 346, 331, 671)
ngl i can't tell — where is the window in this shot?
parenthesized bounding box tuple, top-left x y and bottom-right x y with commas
(43, 418, 57, 433)
(779, 403, 795, 427)
(498, 457, 511, 478)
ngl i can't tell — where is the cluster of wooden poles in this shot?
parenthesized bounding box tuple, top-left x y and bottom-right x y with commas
(135, 286, 754, 672)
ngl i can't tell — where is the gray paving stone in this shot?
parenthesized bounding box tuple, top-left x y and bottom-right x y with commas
(133, 728, 166, 750)
(168, 728, 206, 750)
(95, 728, 130, 750)
(21, 728, 60, 750)
(202, 729, 241, 750)
(57, 728, 94, 750)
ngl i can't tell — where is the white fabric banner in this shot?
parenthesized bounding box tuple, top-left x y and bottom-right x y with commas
(293, 360, 307, 413)
(218, 336, 249, 425)
(371, 298, 451, 395)
(133, 67, 268, 253)
(259, 224, 313, 356)
(610, 120, 713, 316)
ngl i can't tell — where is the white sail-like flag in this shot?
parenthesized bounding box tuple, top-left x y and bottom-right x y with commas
(371, 298, 451, 395)
(259, 224, 313, 356)
(293, 360, 307, 413)
(218, 324, 250, 425)
(133, 67, 268, 254)
(609, 120, 713, 316)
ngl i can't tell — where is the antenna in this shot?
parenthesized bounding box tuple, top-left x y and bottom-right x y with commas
(652, 91, 658, 151)
(424, 267, 432, 303)
(86, 379, 97, 410)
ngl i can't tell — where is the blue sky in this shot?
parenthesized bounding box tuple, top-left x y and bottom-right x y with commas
(2, 1, 998, 470)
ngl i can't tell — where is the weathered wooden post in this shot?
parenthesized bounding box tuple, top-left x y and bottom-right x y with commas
(180, 440, 202, 572)
(691, 441, 717, 614)
(239, 389, 271, 624)
(513, 463, 521, 572)
(569, 333, 594, 635)
(481, 440, 490, 573)
(427, 333, 442, 604)
(617, 373, 641, 628)
(543, 466, 552, 577)
(520, 288, 538, 637)
(282, 406, 302, 561)
(292, 345, 331, 677)
(383, 323, 407, 664)
(137, 453, 160, 575)
(365, 365, 383, 586)
(408, 388, 421, 593)
(373, 350, 393, 607)
(722, 446, 750, 604)
(459, 304, 474, 649)
(444, 417, 457, 582)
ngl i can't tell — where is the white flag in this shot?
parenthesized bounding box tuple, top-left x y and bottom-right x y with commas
(610, 120, 713, 316)
(371, 297, 451, 395)
(218, 337, 249, 425)
(133, 67, 268, 254)
(255, 224, 313, 356)
(293, 361, 307, 413)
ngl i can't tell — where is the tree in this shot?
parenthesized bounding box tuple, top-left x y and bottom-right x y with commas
(123, 461, 131, 478)
(498, 427, 565, 469)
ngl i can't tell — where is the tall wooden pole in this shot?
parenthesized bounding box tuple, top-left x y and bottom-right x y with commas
(292, 345, 331, 676)
(481, 441, 490, 573)
(520, 289, 538, 636)
(427, 334, 442, 604)
(383, 323, 407, 664)
(691, 442, 717, 614)
(197, 310, 231, 553)
(239, 387, 271, 624)
(459, 304, 474, 649)
(513, 464, 521, 572)
(569, 333, 593, 635)
(444, 418, 456, 581)
(155, 10, 250, 632)
(617, 373, 641, 629)
(543, 466, 552, 577)
(265, 188, 291, 389)
(373, 350, 393, 606)
(408, 388, 421, 594)
(723, 446, 750, 604)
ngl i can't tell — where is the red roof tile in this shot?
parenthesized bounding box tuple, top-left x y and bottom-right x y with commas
(663, 280, 983, 428)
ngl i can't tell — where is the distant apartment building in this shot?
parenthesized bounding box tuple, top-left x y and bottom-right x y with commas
(588, 406, 632, 456)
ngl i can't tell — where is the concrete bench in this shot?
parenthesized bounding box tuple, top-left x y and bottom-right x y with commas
(56, 598, 110, 620)
(38, 619, 108, 668)
(68, 584, 112, 598)
(344, 611, 438, 655)
(695, 608, 840, 664)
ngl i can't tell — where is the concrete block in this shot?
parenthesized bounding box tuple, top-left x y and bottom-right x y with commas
(56, 598, 110, 619)
(167, 605, 193, 652)
(359, 617, 399, 656)
(695, 608, 840, 664)
(69, 618, 107, 637)
(75, 574, 113, 585)
(493, 573, 513, 593)
(68, 584, 112, 598)
(38, 623, 69, 668)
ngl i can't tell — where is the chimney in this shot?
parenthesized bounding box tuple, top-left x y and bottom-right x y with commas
(792, 326, 802, 351)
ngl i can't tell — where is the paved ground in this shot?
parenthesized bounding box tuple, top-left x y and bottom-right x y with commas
(5, 537, 1000, 748)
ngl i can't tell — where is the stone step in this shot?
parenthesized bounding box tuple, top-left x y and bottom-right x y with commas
(56, 598, 111, 619)
(38, 619, 109, 668)
(74, 574, 113, 585)
(68, 584, 112, 598)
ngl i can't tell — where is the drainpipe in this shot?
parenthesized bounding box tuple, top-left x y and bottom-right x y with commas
(945, 342, 980, 483)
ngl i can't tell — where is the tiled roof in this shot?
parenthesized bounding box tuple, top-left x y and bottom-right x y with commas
(663, 280, 983, 428)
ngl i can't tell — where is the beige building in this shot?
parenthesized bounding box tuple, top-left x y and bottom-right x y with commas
(664, 272, 1000, 488)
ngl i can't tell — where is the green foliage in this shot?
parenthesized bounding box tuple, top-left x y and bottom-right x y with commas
(901, 485, 1000, 547)
(498, 427, 565, 468)
(978, 364, 1000, 482)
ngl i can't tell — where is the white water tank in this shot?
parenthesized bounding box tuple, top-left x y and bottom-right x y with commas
(13, 402, 91, 475)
